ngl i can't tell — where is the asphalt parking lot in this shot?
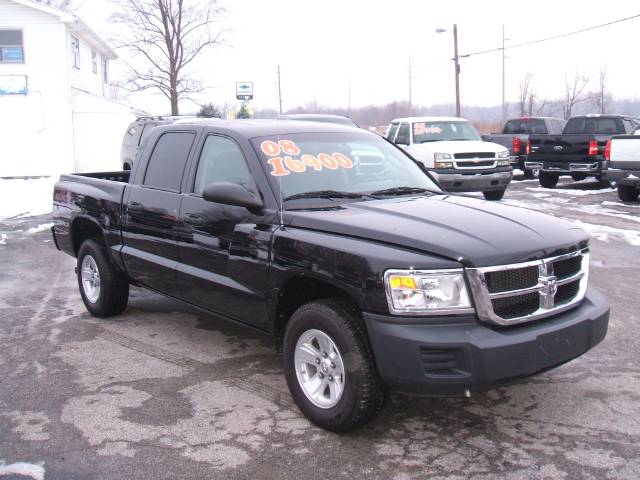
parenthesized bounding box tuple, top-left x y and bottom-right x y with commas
(1, 175, 640, 480)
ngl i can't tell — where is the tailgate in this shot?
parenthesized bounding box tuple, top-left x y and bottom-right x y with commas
(529, 134, 591, 162)
(610, 136, 640, 170)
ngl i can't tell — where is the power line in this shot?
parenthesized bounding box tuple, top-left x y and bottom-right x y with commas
(460, 13, 640, 59)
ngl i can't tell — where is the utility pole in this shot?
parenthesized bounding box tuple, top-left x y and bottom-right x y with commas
(453, 24, 461, 117)
(502, 25, 507, 123)
(277, 64, 283, 114)
(408, 56, 412, 116)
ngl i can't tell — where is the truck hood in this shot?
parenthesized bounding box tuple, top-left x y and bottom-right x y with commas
(411, 140, 507, 155)
(285, 195, 588, 268)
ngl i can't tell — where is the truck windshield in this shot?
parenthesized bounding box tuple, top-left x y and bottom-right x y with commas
(251, 132, 441, 201)
(412, 121, 480, 143)
(563, 117, 623, 135)
(503, 118, 547, 134)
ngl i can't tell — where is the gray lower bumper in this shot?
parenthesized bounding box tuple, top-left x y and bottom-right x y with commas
(603, 167, 640, 183)
(433, 171, 512, 192)
(363, 288, 609, 396)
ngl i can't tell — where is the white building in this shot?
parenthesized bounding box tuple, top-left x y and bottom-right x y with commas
(0, 0, 142, 178)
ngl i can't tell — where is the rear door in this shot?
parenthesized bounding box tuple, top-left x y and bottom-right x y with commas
(121, 130, 196, 296)
(176, 134, 272, 329)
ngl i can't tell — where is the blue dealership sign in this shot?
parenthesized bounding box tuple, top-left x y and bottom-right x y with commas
(2, 47, 24, 63)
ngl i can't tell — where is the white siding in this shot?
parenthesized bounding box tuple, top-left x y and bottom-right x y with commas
(0, 0, 75, 177)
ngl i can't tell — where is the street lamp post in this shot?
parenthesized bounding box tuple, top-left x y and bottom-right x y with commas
(437, 25, 461, 117)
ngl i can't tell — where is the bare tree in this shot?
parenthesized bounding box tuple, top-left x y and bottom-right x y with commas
(594, 68, 608, 114)
(518, 73, 534, 116)
(561, 73, 589, 120)
(112, 0, 225, 115)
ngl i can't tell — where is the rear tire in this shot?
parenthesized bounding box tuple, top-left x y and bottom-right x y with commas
(483, 189, 506, 201)
(571, 173, 587, 181)
(77, 239, 129, 318)
(618, 184, 639, 202)
(283, 298, 386, 432)
(539, 171, 559, 188)
(524, 169, 536, 180)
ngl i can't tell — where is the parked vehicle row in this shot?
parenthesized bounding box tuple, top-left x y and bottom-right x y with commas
(53, 118, 610, 432)
(526, 114, 640, 188)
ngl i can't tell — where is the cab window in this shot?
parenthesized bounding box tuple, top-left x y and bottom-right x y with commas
(193, 135, 253, 194)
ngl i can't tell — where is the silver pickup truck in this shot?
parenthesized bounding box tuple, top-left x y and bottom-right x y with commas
(603, 129, 640, 201)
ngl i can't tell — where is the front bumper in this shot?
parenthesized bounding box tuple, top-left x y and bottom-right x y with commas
(432, 169, 513, 192)
(363, 288, 609, 396)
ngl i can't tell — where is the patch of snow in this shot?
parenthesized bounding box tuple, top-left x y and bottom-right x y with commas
(526, 186, 616, 196)
(602, 201, 640, 208)
(26, 223, 54, 235)
(0, 234, 6, 245)
(0, 462, 45, 480)
(571, 220, 640, 246)
(513, 168, 525, 176)
(0, 177, 57, 220)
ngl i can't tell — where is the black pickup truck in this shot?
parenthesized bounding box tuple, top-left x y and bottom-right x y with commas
(484, 117, 566, 179)
(52, 119, 609, 432)
(527, 114, 640, 188)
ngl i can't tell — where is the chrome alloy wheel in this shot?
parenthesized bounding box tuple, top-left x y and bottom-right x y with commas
(294, 329, 346, 409)
(81, 255, 101, 304)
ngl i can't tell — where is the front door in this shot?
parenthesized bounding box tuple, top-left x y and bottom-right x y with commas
(176, 135, 271, 329)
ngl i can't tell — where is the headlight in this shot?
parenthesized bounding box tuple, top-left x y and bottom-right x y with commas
(384, 269, 474, 315)
(496, 159, 510, 166)
(496, 150, 510, 158)
(435, 161, 454, 169)
(434, 152, 453, 160)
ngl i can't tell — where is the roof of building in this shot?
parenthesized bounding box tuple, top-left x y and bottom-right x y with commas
(9, 0, 117, 59)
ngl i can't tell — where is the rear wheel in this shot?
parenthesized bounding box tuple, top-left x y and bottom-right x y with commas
(571, 173, 588, 181)
(283, 299, 386, 432)
(483, 189, 506, 201)
(539, 171, 559, 188)
(77, 239, 129, 318)
(523, 169, 536, 180)
(618, 183, 639, 202)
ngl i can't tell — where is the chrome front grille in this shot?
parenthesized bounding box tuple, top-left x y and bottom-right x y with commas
(466, 249, 589, 326)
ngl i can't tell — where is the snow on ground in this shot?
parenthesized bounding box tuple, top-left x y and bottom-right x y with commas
(0, 177, 57, 220)
(526, 186, 617, 196)
(26, 223, 54, 234)
(0, 233, 7, 245)
(570, 219, 640, 246)
(0, 462, 45, 480)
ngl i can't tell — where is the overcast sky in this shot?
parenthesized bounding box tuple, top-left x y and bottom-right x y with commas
(77, 0, 640, 115)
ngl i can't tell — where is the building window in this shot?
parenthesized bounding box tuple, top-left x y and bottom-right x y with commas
(91, 49, 97, 73)
(0, 30, 24, 63)
(71, 35, 80, 69)
(102, 58, 108, 84)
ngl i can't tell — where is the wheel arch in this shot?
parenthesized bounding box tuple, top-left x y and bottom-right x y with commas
(70, 215, 108, 257)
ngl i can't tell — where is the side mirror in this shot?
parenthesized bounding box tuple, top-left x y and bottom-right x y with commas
(202, 182, 263, 210)
(395, 134, 409, 145)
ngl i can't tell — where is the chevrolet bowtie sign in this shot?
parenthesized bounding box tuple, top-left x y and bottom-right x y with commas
(236, 82, 253, 100)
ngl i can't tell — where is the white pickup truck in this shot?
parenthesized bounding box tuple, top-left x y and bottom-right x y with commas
(603, 128, 640, 201)
(387, 117, 512, 200)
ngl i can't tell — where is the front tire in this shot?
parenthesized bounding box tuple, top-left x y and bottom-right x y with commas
(283, 299, 386, 432)
(77, 239, 129, 318)
(618, 183, 639, 202)
(483, 189, 506, 201)
(571, 173, 587, 181)
(523, 169, 536, 180)
(539, 171, 559, 188)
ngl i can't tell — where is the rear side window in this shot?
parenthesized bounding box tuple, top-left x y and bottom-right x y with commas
(387, 123, 399, 141)
(193, 136, 253, 194)
(143, 132, 195, 190)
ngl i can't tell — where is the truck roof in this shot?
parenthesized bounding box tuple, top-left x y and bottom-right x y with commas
(391, 116, 467, 123)
(160, 118, 363, 137)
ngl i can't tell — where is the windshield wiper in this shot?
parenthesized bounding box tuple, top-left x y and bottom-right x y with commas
(369, 186, 432, 196)
(283, 190, 370, 201)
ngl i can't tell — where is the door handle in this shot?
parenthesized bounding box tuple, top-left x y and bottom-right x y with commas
(128, 201, 144, 212)
(184, 213, 205, 226)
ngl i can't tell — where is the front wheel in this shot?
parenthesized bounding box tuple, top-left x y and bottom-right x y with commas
(539, 171, 559, 188)
(483, 189, 506, 201)
(283, 299, 386, 432)
(618, 183, 639, 202)
(77, 239, 129, 317)
(523, 169, 536, 180)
